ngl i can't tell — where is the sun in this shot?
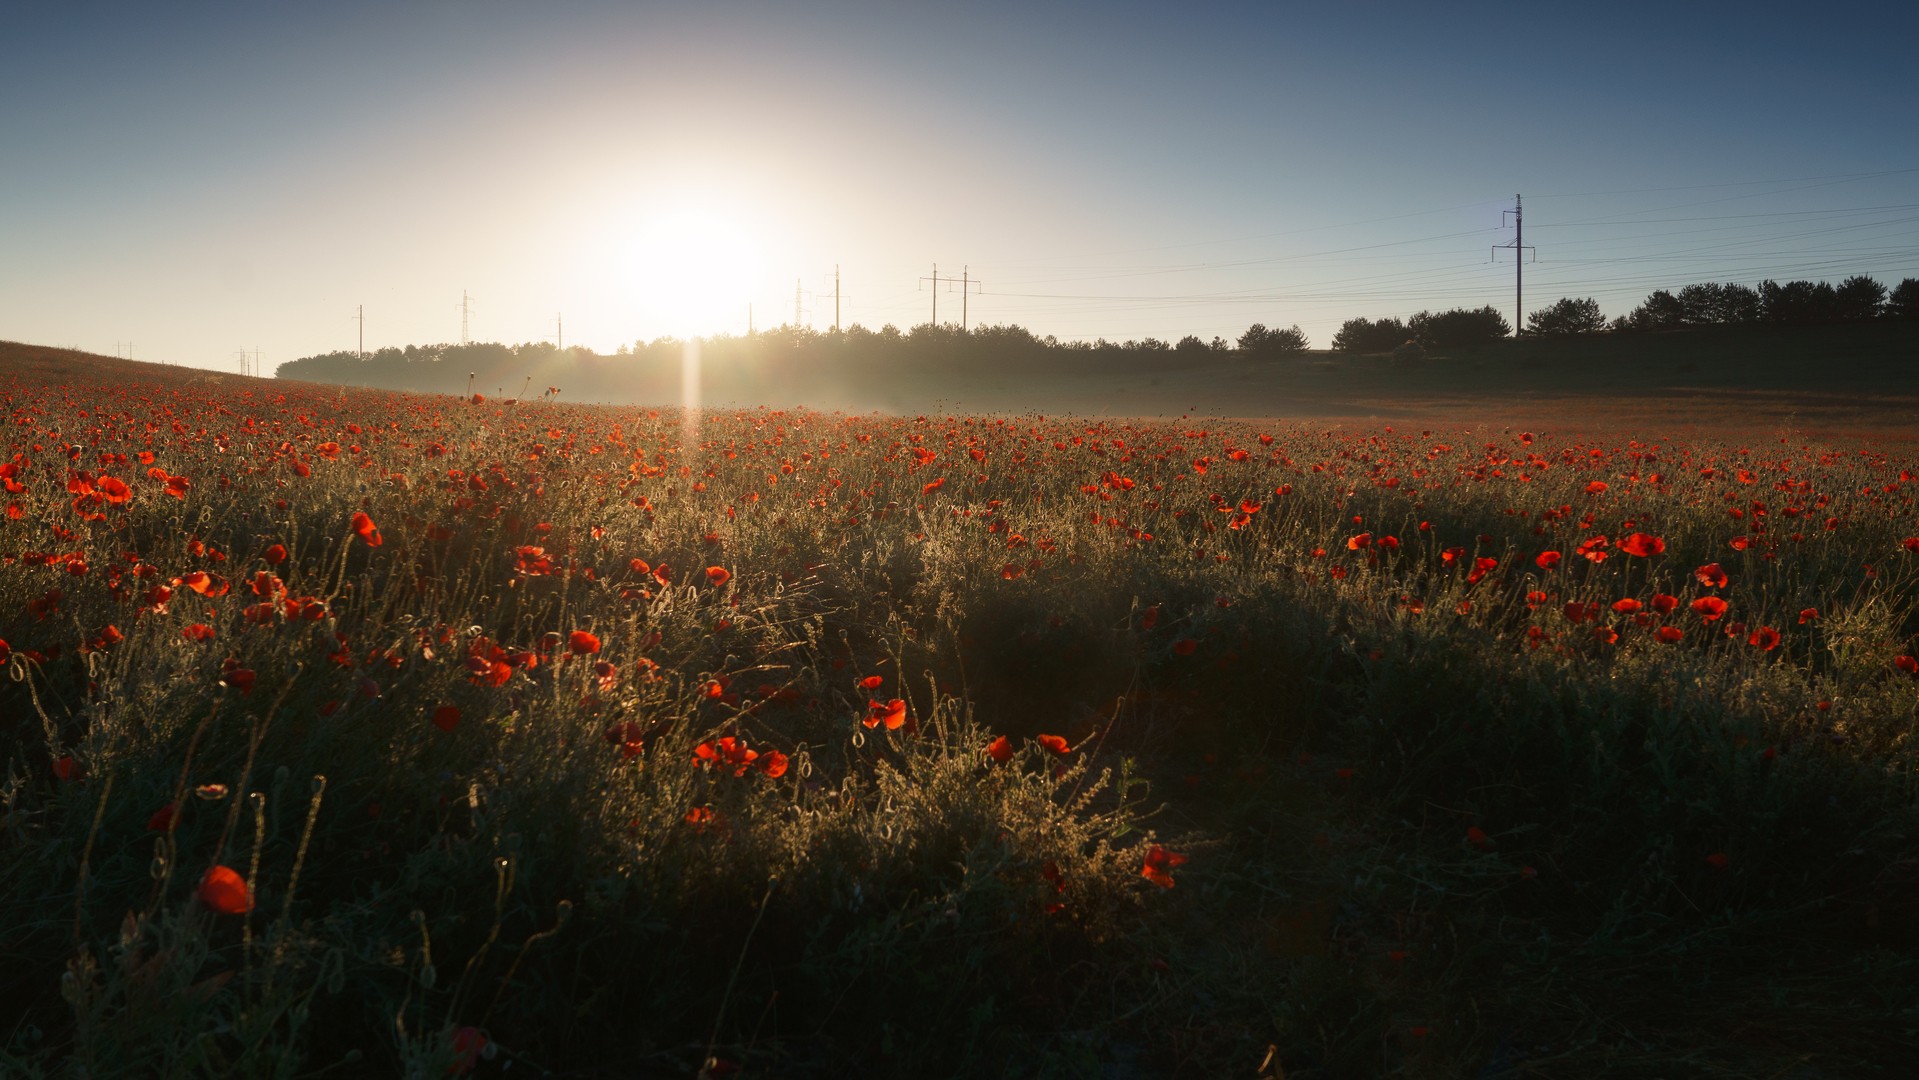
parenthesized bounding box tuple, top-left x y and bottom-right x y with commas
(619, 208, 762, 340)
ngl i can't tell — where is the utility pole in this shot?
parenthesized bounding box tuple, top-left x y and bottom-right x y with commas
(459, 290, 473, 345)
(919, 264, 983, 329)
(1493, 194, 1534, 336)
(819, 266, 849, 331)
(556, 312, 564, 352)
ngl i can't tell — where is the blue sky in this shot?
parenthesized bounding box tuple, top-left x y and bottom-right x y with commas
(2, 1, 1915, 369)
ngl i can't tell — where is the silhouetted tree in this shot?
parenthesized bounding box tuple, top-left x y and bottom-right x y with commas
(1526, 297, 1606, 336)
(1409, 306, 1509, 347)
(1835, 276, 1887, 321)
(1238, 323, 1310, 355)
(1329, 316, 1407, 353)
(1887, 278, 1919, 320)
(1622, 290, 1685, 331)
(1676, 283, 1762, 325)
(1759, 280, 1841, 323)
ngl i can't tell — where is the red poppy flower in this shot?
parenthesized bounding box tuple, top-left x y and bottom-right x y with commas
(1690, 596, 1729, 622)
(1655, 626, 1685, 643)
(350, 511, 382, 547)
(1036, 733, 1070, 755)
(567, 630, 601, 655)
(1466, 826, 1493, 850)
(1534, 551, 1561, 569)
(1172, 638, 1198, 656)
(1140, 845, 1186, 889)
(985, 735, 1013, 763)
(1747, 626, 1781, 651)
(756, 750, 789, 778)
(1694, 563, 1728, 589)
(1797, 607, 1819, 624)
(431, 705, 461, 733)
(264, 543, 287, 565)
(197, 865, 252, 915)
(863, 698, 908, 730)
(146, 803, 178, 832)
(1618, 533, 1665, 558)
(858, 675, 884, 690)
(220, 665, 256, 694)
(704, 566, 731, 586)
(1611, 598, 1642, 614)
(1650, 593, 1680, 615)
(1895, 655, 1919, 675)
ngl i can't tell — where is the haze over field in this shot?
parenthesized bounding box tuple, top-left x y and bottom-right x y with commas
(3, 1, 1916, 373)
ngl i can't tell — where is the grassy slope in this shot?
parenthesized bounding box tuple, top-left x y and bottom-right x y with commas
(2, 338, 1919, 1077)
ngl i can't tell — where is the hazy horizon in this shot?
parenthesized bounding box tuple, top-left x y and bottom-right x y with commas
(4, 0, 1916, 372)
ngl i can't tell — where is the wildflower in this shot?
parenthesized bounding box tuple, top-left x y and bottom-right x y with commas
(1618, 533, 1665, 557)
(863, 698, 908, 730)
(350, 511, 382, 547)
(1690, 596, 1729, 622)
(197, 865, 252, 915)
(1140, 845, 1187, 889)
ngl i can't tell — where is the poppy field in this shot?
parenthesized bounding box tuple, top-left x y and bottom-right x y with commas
(4, 352, 1919, 1077)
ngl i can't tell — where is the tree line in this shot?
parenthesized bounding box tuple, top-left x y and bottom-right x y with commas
(275, 275, 1919, 399)
(1331, 276, 1919, 350)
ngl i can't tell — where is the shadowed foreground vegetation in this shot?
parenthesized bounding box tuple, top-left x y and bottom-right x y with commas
(3, 347, 1919, 1077)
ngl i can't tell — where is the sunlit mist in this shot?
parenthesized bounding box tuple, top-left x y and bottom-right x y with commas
(680, 337, 701, 458)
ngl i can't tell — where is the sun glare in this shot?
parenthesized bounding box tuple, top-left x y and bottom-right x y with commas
(620, 209, 762, 340)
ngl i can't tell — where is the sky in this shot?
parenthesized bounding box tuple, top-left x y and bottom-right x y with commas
(2, 0, 1916, 372)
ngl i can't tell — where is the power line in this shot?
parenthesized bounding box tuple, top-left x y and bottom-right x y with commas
(919, 264, 983, 328)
